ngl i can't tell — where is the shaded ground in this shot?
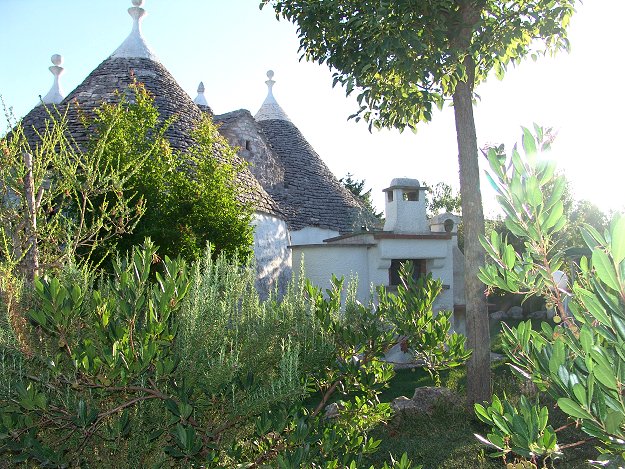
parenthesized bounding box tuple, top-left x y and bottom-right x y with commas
(365, 321, 599, 468)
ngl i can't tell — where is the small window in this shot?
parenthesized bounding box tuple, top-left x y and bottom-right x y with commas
(389, 259, 426, 286)
(245, 140, 252, 151)
(403, 190, 418, 201)
(387, 191, 394, 202)
(444, 218, 454, 233)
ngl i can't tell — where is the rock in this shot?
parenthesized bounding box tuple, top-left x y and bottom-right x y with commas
(490, 310, 505, 321)
(391, 396, 419, 413)
(529, 310, 547, 320)
(324, 403, 340, 419)
(507, 306, 524, 320)
(391, 386, 459, 417)
(411, 387, 458, 414)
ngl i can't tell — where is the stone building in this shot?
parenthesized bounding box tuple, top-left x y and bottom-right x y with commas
(19, 0, 465, 326)
(293, 179, 459, 316)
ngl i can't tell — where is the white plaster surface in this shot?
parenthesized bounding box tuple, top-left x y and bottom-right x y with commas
(254, 71, 291, 122)
(41, 55, 65, 105)
(194, 82, 209, 106)
(294, 234, 455, 313)
(383, 188, 428, 233)
(292, 244, 372, 301)
(290, 227, 340, 245)
(252, 213, 292, 297)
(111, 5, 158, 61)
(430, 212, 462, 233)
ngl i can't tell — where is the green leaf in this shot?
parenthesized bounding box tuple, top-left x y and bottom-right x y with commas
(543, 201, 564, 232)
(592, 249, 620, 291)
(572, 383, 587, 408)
(577, 288, 611, 327)
(557, 398, 593, 420)
(474, 404, 492, 424)
(593, 364, 618, 391)
(522, 127, 537, 157)
(604, 410, 625, 435)
(504, 244, 516, 269)
(526, 175, 543, 208)
(611, 216, 625, 266)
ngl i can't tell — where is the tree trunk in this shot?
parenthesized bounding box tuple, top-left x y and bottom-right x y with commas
(452, 55, 491, 409)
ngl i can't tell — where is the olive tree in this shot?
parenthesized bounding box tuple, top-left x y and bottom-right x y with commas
(261, 0, 577, 405)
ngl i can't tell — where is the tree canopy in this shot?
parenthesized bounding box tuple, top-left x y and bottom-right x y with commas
(262, 0, 575, 132)
(339, 172, 383, 225)
(262, 0, 578, 406)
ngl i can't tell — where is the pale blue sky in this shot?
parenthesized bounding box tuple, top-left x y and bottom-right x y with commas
(1, 0, 623, 215)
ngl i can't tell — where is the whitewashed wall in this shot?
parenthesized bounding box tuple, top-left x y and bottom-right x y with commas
(290, 226, 340, 245)
(252, 212, 292, 298)
(292, 244, 372, 300)
(292, 235, 454, 312)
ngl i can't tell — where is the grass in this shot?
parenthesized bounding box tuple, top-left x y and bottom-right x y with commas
(365, 320, 599, 468)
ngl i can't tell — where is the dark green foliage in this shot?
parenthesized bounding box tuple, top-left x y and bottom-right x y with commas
(2, 243, 455, 467)
(87, 82, 254, 264)
(340, 172, 383, 225)
(475, 393, 559, 463)
(0, 101, 146, 280)
(378, 262, 471, 385)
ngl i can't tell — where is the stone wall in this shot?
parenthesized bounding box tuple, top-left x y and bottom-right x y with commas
(252, 212, 292, 298)
(214, 110, 285, 191)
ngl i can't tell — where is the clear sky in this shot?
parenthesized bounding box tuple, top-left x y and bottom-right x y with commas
(1, 0, 623, 216)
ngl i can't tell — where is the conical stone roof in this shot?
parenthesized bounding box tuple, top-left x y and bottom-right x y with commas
(19, 5, 279, 216)
(258, 118, 364, 233)
(253, 71, 365, 233)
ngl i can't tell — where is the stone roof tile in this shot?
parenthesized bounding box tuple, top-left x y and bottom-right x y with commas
(258, 119, 365, 233)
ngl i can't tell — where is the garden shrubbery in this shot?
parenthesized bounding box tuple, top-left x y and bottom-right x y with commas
(476, 127, 625, 468)
(0, 239, 473, 467)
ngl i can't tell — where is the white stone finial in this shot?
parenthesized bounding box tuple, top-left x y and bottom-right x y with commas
(194, 81, 209, 107)
(265, 70, 276, 98)
(255, 70, 291, 122)
(41, 54, 65, 105)
(110, 0, 158, 60)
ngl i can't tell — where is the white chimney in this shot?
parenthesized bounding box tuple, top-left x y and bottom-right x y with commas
(383, 178, 428, 233)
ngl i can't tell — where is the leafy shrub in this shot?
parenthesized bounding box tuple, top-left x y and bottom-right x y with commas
(475, 126, 625, 467)
(0, 98, 147, 281)
(86, 82, 254, 264)
(0, 242, 440, 467)
(377, 262, 471, 384)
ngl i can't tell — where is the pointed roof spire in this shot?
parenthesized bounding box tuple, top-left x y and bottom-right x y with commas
(111, 0, 158, 61)
(40, 54, 65, 105)
(194, 81, 209, 106)
(254, 70, 291, 122)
